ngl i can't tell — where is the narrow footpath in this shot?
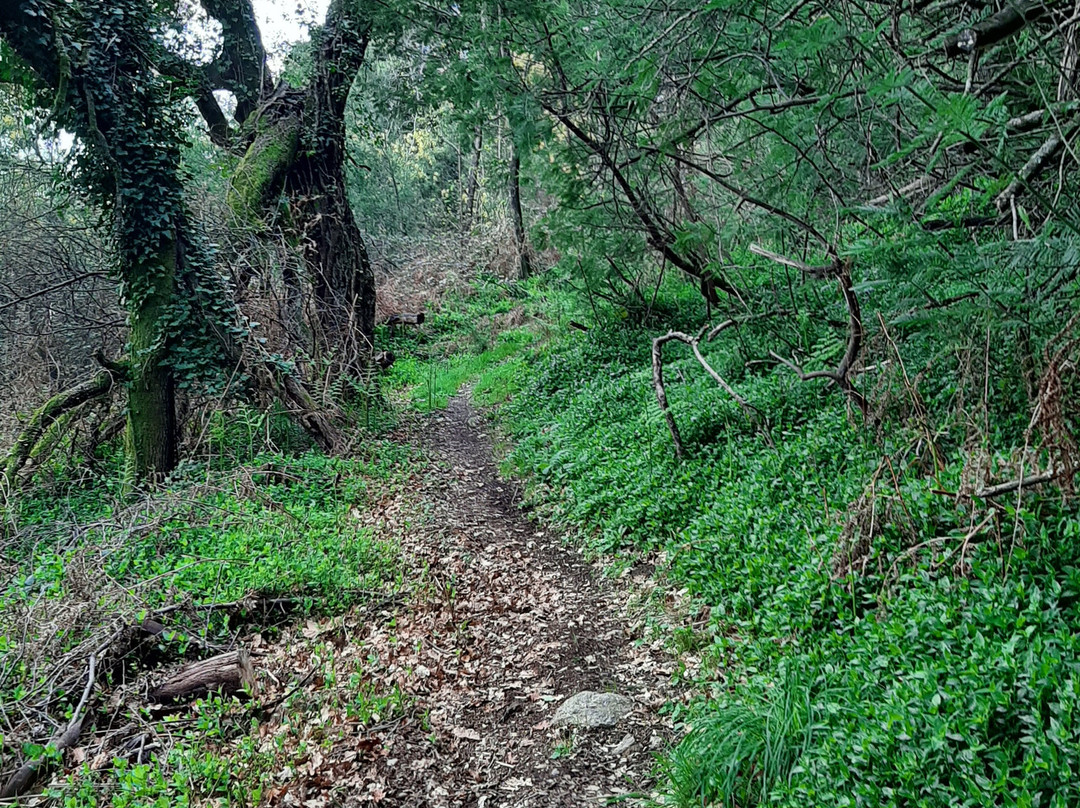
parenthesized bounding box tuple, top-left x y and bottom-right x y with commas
(340, 396, 682, 806)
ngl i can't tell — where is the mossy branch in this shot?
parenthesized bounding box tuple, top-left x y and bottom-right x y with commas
(2, 365, 122, 494)
(227, 116, 301, 224)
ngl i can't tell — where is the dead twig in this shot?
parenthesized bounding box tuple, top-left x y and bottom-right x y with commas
(1, 654, 96, 800)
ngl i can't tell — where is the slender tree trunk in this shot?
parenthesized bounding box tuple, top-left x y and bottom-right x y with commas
(508, 143, 532, 279)
(463, 125, 483, 234)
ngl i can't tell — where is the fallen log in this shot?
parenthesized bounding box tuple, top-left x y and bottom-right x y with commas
(149, 650, 257, 703)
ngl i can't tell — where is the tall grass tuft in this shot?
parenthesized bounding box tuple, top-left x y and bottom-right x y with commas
(662, 670, 819, 807)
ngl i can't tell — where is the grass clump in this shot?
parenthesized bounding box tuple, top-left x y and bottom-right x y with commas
(665, 671, 820, 808)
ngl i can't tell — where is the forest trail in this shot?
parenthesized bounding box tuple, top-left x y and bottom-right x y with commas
(337, 395, 680, 806)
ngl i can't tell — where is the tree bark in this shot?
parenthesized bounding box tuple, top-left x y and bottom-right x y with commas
(1, 0, 187, 483)
(150, 650, 257, 702)
(944, 1, 1058, 58)
(123, 240, 180, 482)
(508, 142, 533, 279)
(205, 0, 376, 376)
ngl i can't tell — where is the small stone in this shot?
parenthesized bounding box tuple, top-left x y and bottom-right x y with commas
(611, 733, 636, 757)
(551, 691, 633, 729)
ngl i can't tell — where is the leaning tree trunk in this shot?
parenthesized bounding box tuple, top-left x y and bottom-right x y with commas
(225, 0, 375, 377)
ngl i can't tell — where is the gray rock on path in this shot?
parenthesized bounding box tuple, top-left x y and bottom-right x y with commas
(551, 691, 633, 729)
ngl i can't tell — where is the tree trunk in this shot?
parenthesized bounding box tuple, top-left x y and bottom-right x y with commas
(463, 125, 483, 234)
(223, 0, 375, 377)
(1, 0, 188, 484)
(508, 142, 532, 279)
(295, 1, 375, 375)
(303, 178, 375, 370)
(123, 244, 179, 483)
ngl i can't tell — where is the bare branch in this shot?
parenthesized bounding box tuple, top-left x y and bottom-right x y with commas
(767, 260, 869, 417)
(973, 472, 1056, 498)
(944, 1, 1059, 59)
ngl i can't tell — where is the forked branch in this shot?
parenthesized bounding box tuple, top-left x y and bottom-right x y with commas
(753, 249, 869, 417)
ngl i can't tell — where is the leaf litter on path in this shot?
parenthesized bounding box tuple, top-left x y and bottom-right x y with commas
(255, 396, 686, 807)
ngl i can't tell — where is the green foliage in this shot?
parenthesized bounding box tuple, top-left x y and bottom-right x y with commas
(664, 671, 820, 808)
(382, 274, 551, 411)
(486, 285, 1080, 806)
(9, 447, 407, 612)
(389, 327, 536, 411)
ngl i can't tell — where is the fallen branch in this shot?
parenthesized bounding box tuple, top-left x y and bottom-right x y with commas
(150, 589, 396, 619)
(864, 175, 935, 207)
(995, 128, 1076, 211)
(1, 654, 96, 800)
(973, 472, 1056, 498)
(245, 355, 344, 453)
(651, 337, 685, 459)
(2, 365, 120, 493)
(149, 650, 257, 703)
(749, 244, 831, 278)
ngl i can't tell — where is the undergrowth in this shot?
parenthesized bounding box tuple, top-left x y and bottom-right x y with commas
(457, 276, 1080, 806)
(0, 408, 413, 804)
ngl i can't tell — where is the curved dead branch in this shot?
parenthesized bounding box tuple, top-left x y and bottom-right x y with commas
(754, 253, 869, 417)
(652, 317, 775, 458)
(2, 361, 124, 494)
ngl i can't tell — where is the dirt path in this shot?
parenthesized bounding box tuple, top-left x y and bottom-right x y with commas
(339, 395, 681, 806)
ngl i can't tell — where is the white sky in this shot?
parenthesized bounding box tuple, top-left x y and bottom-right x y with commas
(252, 0, 331, 69)
(42, 0, 333, 152)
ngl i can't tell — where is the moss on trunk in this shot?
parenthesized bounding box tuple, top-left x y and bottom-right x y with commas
(227, 115, 302, 224)
(123, 244, 179, 484)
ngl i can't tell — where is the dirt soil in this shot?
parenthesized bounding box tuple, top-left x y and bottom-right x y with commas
(258, 396, 684, 807)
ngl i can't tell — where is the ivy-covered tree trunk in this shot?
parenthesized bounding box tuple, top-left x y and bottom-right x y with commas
(206, 0, 375, 377)
(0, 0, 190, 482)
(123, 242, 179, 480)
